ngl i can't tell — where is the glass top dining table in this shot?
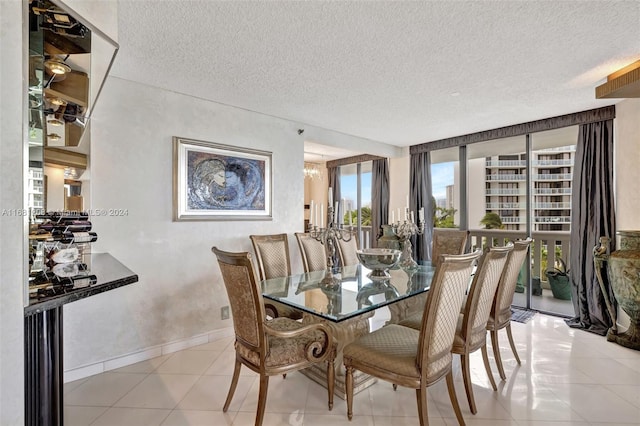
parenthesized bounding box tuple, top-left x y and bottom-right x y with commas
(261, 263, 436, 323)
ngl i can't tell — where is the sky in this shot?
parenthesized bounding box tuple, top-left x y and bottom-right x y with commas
(431, 162, 454, 199)
(340, 172, 371, 208)
(341, 165, 454, 205)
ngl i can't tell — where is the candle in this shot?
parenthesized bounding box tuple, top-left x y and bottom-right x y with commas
(328, 187, 333, 204)
(411, 211, 415, 223)
(320, 204, 324, 228)
(309, 200, 314, 225)
(315, 204, 319, 227)
(334, 201, 339, 224)
(341, 198, 345, 225)
(419, 207, 424, 222)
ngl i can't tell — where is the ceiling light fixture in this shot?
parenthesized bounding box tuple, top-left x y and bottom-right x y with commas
(47, 133, 61, 141)
(304, 162, 322, 180)
(44, 59, 71, 75)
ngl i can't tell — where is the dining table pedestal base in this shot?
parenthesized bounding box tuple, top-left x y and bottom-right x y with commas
(301, 311, 377, 399)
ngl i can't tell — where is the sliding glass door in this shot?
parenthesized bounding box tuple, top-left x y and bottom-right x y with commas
(339, 161, 372, 248)
(427, 126, 577, 316)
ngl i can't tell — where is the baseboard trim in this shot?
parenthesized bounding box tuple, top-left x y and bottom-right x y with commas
(63, 326, 235, 383)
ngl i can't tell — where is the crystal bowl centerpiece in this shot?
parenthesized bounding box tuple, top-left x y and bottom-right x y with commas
(356, 248, 402, 281)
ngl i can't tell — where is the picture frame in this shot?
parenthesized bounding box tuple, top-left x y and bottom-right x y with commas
(173, 136, 272, 221)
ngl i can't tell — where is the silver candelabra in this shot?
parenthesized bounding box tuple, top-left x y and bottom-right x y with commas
(391, 208, 425, 271)
(308, 203, 354, 287)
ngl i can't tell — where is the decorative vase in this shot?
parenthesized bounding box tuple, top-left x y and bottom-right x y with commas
(594, 230, 640, 350)
(546, 270, 572, 300)
(377, 225, 401, 251)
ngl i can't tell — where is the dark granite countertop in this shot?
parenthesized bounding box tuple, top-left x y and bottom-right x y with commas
(24, 252, 138, 316)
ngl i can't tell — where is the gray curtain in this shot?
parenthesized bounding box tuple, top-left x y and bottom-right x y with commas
(566, 119, 616, 336)
(410, 152, 433, 262)
(328, 166, 341, 221)
(371, 158, 389, 248)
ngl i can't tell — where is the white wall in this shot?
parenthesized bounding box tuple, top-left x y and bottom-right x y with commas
(0, 1, 25, 423)
(62, 77, 387, 369)
(389, 154, 410, 223)
(615, 98, 640, 232)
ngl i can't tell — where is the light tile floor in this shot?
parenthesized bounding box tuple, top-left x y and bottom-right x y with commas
(64, 314, 640, 425)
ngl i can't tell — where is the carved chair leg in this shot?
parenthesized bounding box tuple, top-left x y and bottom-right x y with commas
(460, 354, 477, 414)
(223, 359, 242, 412)
(446, 371, 466, 426)
(506, 324, 521, 364)
(415, 387, 428, 426)
(327, 358, 335, 410)
(490, 329, 507, 380)
(255, 375, 270, 426)
(345, 365, 354, 420)
(481, 343, 497, 391)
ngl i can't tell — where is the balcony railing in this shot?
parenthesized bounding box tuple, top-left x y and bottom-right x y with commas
(486, 202, 525, 209)
(486, 188, 525, 195)
(534, 187, 572, 195)
(537, 146, 576, 153)
(535, 216, 571, 223)
(534, 173, 573, 180)
(534, 202, 571, 209)
(485, 160, 527, 168)
(358, 225, 374, 249)
(467, 229, 571, 286)
(533, 159, 573, 167)
(501, 216, 524, 223)
(486, 174, 526, 181)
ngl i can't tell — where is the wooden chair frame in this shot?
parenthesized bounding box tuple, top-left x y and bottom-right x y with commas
(431, 229, 470, 267)
(344, 250, 483, 426)
(487, 238, 532, 380)
(212, 247, 335, 426)
(453, 244, 512, 414)
(250, 233, 303, 320)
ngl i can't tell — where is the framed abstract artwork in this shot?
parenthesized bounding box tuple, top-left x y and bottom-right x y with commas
(173, 137, 272, 221)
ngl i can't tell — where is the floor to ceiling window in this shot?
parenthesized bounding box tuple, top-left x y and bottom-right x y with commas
(430, 147, 460, 228)
(529, 126, 577, 316)
(424, 126, 578, 317)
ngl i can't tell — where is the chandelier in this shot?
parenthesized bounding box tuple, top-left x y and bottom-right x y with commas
(304, 162, 322, 180)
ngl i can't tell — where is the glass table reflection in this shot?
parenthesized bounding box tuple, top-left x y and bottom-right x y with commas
(261, 264, 435, 322)
(261, 263, 435, 399)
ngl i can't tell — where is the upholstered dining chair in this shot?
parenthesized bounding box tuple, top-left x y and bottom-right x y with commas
(343, 249, 482, 426)
(212, 247, 336, 426)
(336, 234, 359, 267)
(386, 229, 469, 325)
(399, 244, 512, 415)
(250, 233, 303, 320)
(431, 229, 470, 268)
(295, 232, 328, 272)
(487, 238, 532, 380)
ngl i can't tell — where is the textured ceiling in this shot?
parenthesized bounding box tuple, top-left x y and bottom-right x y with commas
(112, 0, 639, 153)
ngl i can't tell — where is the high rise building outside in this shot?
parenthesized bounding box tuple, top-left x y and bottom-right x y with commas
(482, 146, 575, 231)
